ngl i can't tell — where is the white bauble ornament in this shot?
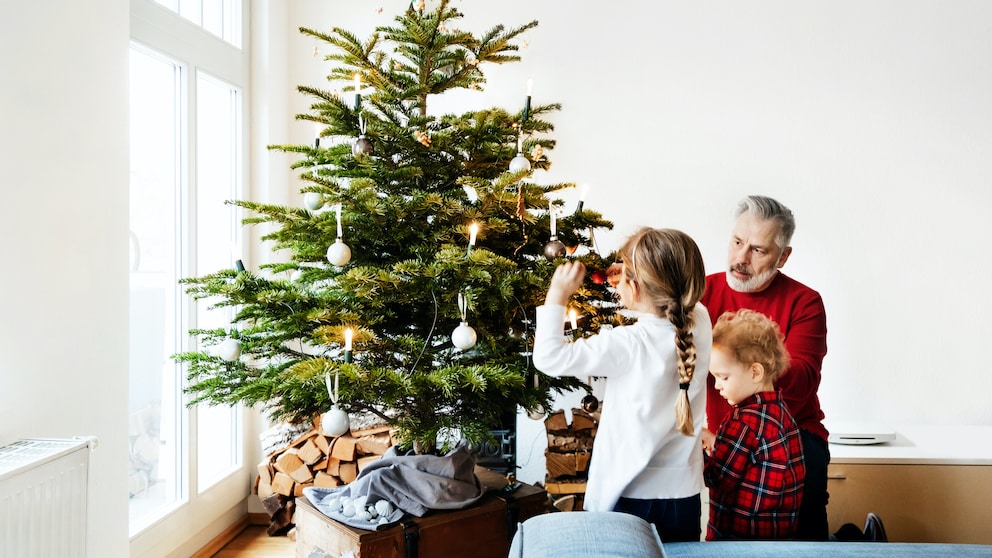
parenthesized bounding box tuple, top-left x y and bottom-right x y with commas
(509, 152, 531, 173)
(327, 239, 352, 266)
(303, 192, 324, 211)
(451, 321, 477, 350)
(217, 338, 241, 362)
(527, 403, 547, 421)
(321, 405, 350, 437)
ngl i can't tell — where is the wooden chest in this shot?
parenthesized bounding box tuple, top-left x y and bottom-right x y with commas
(295, 469, 547, 558)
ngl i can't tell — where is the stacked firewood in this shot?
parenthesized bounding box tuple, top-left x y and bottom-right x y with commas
(543, 407, 599, 511)
(254, 419, 395, 535)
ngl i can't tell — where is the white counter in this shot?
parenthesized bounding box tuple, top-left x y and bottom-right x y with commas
(828, 424, 992, 465)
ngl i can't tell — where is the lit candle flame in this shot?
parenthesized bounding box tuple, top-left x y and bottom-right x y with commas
(469, 223, 479, 246)
(344, 327, 353, 351)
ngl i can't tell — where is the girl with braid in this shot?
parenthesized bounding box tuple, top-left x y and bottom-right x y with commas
(534, 227, 712, 542)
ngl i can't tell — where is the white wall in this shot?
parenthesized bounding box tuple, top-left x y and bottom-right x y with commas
(276, 1, 992, 484)
(0, 3, 975, 546)
(0, 1, 130, 556)
(3, 2, 969, 544)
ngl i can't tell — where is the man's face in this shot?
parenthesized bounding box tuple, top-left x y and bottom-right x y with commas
(725, 212, 792, 293)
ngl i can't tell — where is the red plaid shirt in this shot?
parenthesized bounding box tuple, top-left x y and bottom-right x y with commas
(704, 390, 806, 540)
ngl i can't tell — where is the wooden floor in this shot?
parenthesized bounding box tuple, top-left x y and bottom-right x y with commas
(211, 525, 295, 558)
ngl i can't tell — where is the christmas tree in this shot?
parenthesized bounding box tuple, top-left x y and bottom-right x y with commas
(175, 0, 618, 453)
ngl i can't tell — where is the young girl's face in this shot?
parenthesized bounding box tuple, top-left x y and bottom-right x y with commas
(709, 345, 760, 405)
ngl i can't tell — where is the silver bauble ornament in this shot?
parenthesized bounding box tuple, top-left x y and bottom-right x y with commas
(509, 152, 531, 173)
(543, 239, 567, 260)
(217, 338, 241, 362)
(327, 239, 352, 266)
(451, 321, 477, 350)
(303, 192, 324, 211)
(581, 393, 600, 413)
(321, 405, 350, 437)
(352, 135, 373, 157)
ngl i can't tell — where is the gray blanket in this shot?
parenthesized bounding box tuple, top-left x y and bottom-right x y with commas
(303, 445, 485, 531)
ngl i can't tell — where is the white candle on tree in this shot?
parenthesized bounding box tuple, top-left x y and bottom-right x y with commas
(550, 203, 557, 238)
(575, 183, 589, 213)
(353, 73, 362, 111)
(468, 222, 479, 253)
(344, 327, 353, 364)
(523, 78, 533, 122)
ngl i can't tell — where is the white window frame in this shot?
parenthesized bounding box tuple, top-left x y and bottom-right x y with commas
(128, 0, 250, 554)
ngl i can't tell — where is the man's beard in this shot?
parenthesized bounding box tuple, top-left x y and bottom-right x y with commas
(726, 265, 777, 293)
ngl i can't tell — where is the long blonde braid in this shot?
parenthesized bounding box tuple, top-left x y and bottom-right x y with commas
(620, 228, 707, 436)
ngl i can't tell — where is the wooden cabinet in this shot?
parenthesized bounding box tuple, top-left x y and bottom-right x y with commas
(827, 462, 992, 544)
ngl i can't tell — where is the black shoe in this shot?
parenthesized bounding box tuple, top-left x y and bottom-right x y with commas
(831, 522, 866, 541)
(864, 512, 887, 542)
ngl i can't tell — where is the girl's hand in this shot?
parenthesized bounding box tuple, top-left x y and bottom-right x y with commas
(545, 261, 586, 306)
(606, 262, 624, 287)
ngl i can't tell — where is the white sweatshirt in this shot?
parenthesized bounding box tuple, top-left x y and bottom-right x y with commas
(533, 303, 711, 512)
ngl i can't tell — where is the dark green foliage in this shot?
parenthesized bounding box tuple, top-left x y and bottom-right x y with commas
(177, 0, 619, 452)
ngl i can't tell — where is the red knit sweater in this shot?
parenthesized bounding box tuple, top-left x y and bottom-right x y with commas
(701, 272, 829, 443)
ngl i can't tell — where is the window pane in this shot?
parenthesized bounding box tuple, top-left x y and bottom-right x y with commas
(195, 71, 243, 491)
(154, 0, 179, 12)
(201, 0, 224, 42)
(128, 45, 184, 530)
(179, 0, 201, 27)
(155, 0, 242, 48)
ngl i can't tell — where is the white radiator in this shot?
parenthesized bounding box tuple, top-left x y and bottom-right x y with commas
(0, 437, 97, 558)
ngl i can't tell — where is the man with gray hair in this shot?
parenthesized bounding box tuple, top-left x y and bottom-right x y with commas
(700, 195, 830, 540)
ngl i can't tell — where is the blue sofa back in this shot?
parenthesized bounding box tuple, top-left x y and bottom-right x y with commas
(509, 511, 992, 557)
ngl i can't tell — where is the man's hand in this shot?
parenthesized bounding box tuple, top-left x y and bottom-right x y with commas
(701, 427, 716, 455)
(545, 261, 586, 306)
